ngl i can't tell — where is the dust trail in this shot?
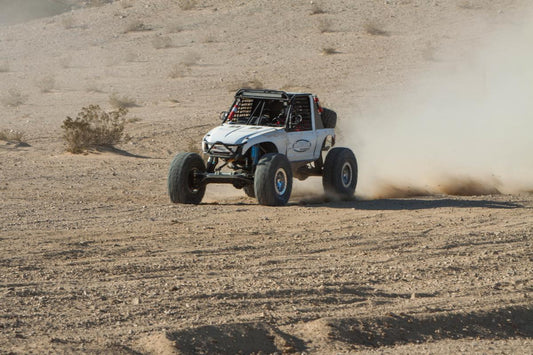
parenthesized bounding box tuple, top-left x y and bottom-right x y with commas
(342, 11, 533, 199)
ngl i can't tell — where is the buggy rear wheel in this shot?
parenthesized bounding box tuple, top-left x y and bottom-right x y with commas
(322, 147, 357, 199)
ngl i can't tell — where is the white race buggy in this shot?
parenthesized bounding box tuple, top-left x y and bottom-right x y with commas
(168, 89, 357, 206)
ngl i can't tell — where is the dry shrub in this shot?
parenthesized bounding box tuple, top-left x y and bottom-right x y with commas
(1, 89, 28, 107)
(127, 116, 141, 123)
(181, 52, 200, 66)
(169, 64, 188, 79)
(457, 1, 482, 9)
(166, 23, 183, 33)
(364, 21, 389, 36)
(318, 18, 333, 33)
(123, 50, 139, 62)
(62, 105, 128, 153)
(85, 81, 103, 93)
(178, 0, 197, 10)
(152, 35, 173, 49)
(36, 76, 56, 93)
(321, 47, 337, 55)
(310, 3, 326, 15)
(202, 33, 216, 43)
(109, 93, 137, 109)
(123, 20, 150, 33)
(120, 0, 134, 8)
(0, 129, 25, 143)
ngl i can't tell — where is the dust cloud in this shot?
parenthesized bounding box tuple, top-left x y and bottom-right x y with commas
(342, 12, 533, 199)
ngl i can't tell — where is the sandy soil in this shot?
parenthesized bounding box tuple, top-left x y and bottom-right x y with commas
(1, 0, 532, 353)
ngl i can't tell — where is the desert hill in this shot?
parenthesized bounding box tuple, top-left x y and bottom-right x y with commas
(1, 0, 532, 353)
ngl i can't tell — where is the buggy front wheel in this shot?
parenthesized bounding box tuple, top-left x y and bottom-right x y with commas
(168, 152, 206, 204)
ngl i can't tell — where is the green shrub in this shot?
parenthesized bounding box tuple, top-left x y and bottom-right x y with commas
(62, 105, 128, 153)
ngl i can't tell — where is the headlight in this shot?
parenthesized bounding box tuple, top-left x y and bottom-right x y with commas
(210, 144, 233, 155)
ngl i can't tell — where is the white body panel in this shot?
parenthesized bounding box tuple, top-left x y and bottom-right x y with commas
(204, 123, 334, 162)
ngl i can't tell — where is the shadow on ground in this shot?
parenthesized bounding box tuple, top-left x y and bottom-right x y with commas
(95, 146, 151, 159)
(297, 195, 524, 210)
(137, 305, 532, 354)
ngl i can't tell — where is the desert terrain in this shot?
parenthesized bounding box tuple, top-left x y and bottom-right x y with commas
(1, 0, 532, 353)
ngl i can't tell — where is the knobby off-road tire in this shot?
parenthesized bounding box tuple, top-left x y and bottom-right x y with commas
(321, 108, 337, 129)
(168, 152, 206, 204)
(254, 153, 292, 206)
(323, 147, 357, 199)
(243, 185, 256, 198)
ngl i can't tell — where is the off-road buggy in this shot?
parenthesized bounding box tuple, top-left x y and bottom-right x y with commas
(168, 89, 357, 206)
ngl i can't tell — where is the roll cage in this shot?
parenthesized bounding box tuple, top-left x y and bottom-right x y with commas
(222, 89, 316, 130)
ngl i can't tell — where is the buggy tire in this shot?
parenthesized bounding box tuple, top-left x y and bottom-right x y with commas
(321, 108, 337, 129)
(254, 153, 292, 206)
(168, 152, 206, 204)
(243, 184, 256, 198)
(323, 147, 357, 199)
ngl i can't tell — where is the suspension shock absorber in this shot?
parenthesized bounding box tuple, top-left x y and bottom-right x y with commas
(251, 145, 260, 167)
(206, 156, 218, 173)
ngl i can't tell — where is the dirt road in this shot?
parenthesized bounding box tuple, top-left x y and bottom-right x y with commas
(1, 143, 532, 353)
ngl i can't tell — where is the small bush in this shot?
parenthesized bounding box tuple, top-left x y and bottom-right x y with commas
(62, 105, 128, 153)
(310, 3, 326, 15)
(120, 0, 134, 8)
(109, 92, 137, 109)
(364, 22, 389, 36)
(166, 23, 183, 33)
(1, 89, 28, 107)
(123, 20, 150, 33)
(457, 1, 482, 9)
(36, 76, 56, 93)
(318, 18, 333, 33)
(152, 35, 173, 49)
(202, 33, 216, 43)
(0, 129, 24, 143)
(123, 50, 139, 62)
(178, 0, 197, 10)
(169, 64, 188, 79)
(321, 47, 337, 55)
(85, 81, 103, 93)
(181, 52, 200, 67)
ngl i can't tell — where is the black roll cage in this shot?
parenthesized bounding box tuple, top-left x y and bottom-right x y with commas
(222, 89, 311, 130)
